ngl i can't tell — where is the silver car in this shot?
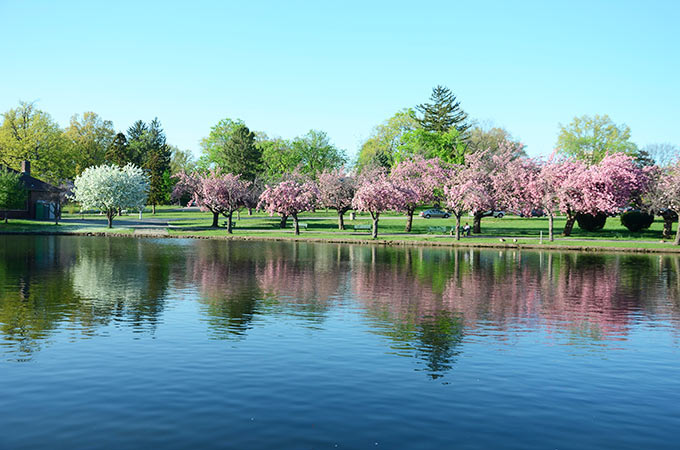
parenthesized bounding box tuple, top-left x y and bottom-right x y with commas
(419, 209, 450, 219)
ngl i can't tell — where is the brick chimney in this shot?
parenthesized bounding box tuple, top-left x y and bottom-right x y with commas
(21, 160, 30, 176)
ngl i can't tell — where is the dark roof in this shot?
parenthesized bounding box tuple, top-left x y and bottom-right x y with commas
(0, 166, 56, 192)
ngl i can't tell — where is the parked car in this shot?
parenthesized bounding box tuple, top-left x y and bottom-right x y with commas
(470, 210, 505, 218)
(420, 208, 450, 219)
(518, 209, 546, 217)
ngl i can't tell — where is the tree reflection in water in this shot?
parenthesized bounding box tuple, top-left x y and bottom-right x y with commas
(1, 236, 679, 379)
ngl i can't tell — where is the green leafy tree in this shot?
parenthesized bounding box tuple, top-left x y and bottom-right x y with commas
(0, 168, 28, 223)
(259, 137, 299, 180)
(64, 112, 115, 175)
(0, 102, 71, 181)
(357, 108, 418, 170)
(289, 130, 346, 178)
(200, 118, 262, 181)
(466, 124, 526, 157)
(399, 128, 466, 164)
(414, 85, 471, 137)
(169, 146, 196, 175)
(556, 114, 639, 165)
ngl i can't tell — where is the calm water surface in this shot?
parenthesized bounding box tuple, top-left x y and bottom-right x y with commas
(0, 235, 679, 449)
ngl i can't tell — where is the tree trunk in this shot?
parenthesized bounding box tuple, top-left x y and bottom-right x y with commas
(563, 211, 576, 236)
(292, 213, 300, 235)
(405, 208, 414, 232)
(152, 203, 156, 214)
(248, 208, 253, 216)
(226, 211, 233, 234)
(237, 210, 241, 220)
(675, 221, 680, 246)
(664, 217, 674, 239)
(473, 212, 483, 234)
(548, 213, 554, 242)
(54, 204, 60, 226)
(338, 211, 345, 230)
(371, 212, 380, 239)
(454, 214, 461, 240)
(280, 214, 288, 229)
(4, 211, 7, 224)
(107, 210, 114, 228)
(662, 210, 675, 239)
(211, 212, 219, 228)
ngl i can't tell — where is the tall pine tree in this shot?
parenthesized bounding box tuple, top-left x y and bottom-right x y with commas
(105, 133, 131, 166)
(126, 120, 150, 167)
(144, 118, 172, 214)
(415, 85, 471, 138)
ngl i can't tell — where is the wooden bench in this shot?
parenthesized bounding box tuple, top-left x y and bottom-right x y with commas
(292, 222, 308, 230)
(427, 226, 448, 234)
(354, 224, 371, 231)
(222, 221, 237, 228)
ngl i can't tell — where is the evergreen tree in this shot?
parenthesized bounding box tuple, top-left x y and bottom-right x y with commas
(415, 85, 471, 137)
(227, 125, 261, 181)
(105, 133, 131, 166)
(143, 119, 172, 213)
(126, 120, 150, 166)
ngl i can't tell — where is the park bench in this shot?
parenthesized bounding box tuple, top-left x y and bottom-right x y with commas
(427, 226, 448, 234)
(222, 221, 237, 228)
(291, 222, 308, 230)
(354, 224, 371, 231)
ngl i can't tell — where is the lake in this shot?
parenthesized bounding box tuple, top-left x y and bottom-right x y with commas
(1, 235, 679, 449)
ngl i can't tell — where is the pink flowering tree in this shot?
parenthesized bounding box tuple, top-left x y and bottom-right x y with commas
(173, 170, 251, 232)
(258, 179, 318, 235)
(493, 156, 541, 216)
(317, 168, 356, 230)
(652, 161, 680, 244)
(390, 156, 448, 232)
(443, 165, 475, 240)
(531, 158, 576, 241)
(462, 148, 515, 234)
(641, 166, 676, 239)
(172, 170, 200, 204)
(352, 172, 407, 239)
(491, 154, 570, 242)
(555, 154, 651, 236)
(242, 176, 265, 216)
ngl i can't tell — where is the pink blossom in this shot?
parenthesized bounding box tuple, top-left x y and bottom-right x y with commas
(317, 168, 356, 230)
(352, 172, 408, 238)
(390, 156, 448, 232)
(258, 179, 318, 235)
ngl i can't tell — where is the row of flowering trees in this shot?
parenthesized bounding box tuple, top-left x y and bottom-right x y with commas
(171, 143, 680, 243)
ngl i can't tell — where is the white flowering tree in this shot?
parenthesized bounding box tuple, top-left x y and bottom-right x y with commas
(72, 164, 149, 228)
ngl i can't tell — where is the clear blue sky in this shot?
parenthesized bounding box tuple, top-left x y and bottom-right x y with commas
(1, 0, 678, 160)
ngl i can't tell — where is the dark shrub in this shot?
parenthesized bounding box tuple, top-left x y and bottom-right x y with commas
(576, 212, 607, 231)
(620, 211, 655, 232)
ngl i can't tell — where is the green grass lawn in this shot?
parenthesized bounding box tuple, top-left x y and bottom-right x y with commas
(6, 206, 679, 251)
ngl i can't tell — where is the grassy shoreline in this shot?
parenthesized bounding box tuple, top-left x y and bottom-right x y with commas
(2, 207, 679, 254)
(2, 226, 680, 254)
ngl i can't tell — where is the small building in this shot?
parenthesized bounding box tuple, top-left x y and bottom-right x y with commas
(1, 161, 59, 220)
